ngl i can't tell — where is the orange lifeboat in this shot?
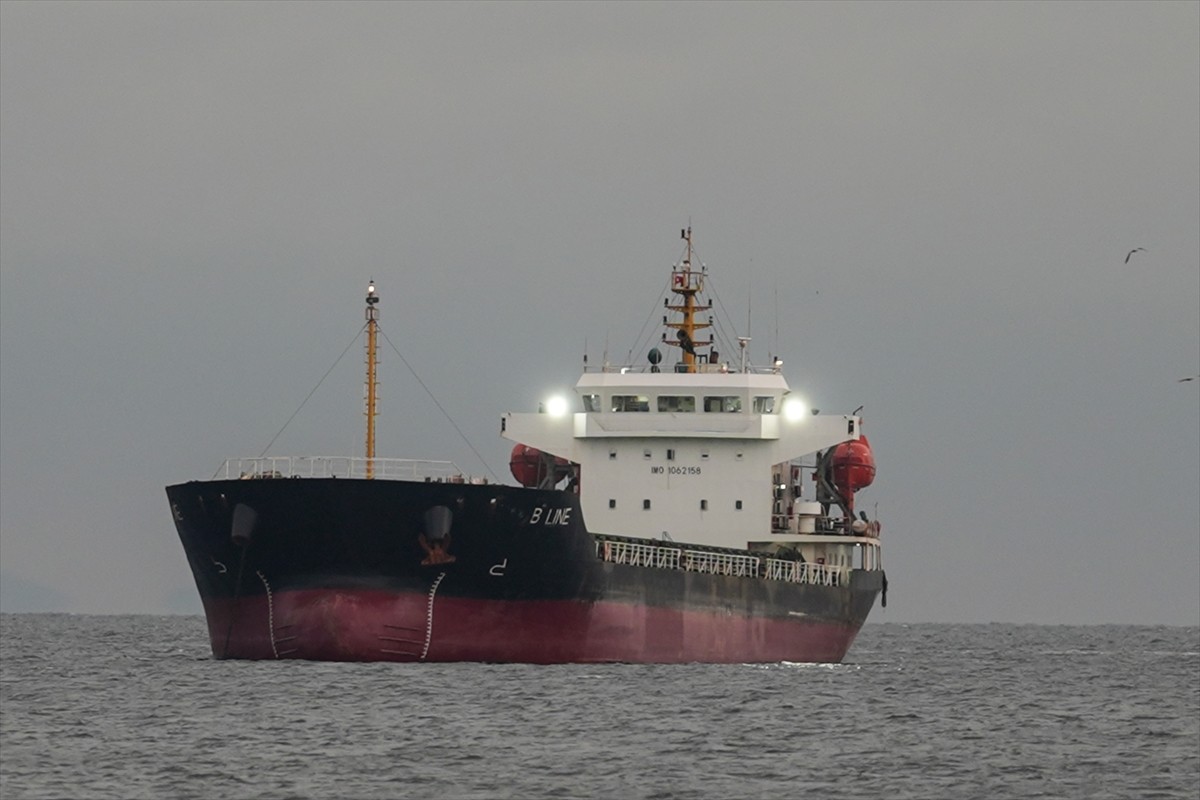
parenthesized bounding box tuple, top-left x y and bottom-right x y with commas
(509, 444, 570, 488)
(829, 435, 875, 498)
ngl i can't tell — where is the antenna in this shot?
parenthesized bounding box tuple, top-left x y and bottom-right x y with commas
(746, 267, 752, 340)
(746, 265, 753, 366)
(773, 276, 779, 357)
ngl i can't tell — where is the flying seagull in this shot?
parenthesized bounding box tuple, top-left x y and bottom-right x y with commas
(1180, 376, 1199, 383)
(1124, 247, 1147, 264)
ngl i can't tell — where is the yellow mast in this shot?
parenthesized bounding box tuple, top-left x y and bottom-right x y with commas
(665, 226, 712, 372)
(364, 280, 379, 479)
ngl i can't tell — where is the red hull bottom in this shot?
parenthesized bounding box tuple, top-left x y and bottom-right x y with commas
(203, 588, 864, 664)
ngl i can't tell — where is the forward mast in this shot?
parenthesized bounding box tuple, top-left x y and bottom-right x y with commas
(364, 280, 379, 479)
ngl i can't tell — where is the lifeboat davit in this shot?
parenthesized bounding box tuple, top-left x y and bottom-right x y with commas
(509, 444, 570, 488)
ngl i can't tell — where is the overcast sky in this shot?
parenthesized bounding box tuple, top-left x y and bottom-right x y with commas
(1, 1, 1197, 625)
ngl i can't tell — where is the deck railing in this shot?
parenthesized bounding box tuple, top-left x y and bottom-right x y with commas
(596, 539, 852, 587)
(682, 549, 760, 578)
(215, 456, 471, 482)
(762, 558, 848, 586)
(601, 540, 682, 570)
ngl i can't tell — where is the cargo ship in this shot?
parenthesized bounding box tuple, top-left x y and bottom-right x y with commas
(166, 228, 886, 663)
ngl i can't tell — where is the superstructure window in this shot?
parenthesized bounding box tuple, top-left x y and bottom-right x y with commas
(703, 396, 742, 413)
(753, 396, 776, 413)
(612, 395, 650, 412)
(582, 394, 601, 412)
(657, 395, 696, 412)
(643, 499, 651, 510)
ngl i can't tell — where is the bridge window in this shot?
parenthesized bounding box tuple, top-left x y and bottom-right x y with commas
(609, 499, 616, 509)
(582, 394, 601, 412)
(700, 499, 708, 511)
(643, 499, 651, 510)
(657, 395, 696, 412)
(612, 395, 650, 412)
(753, 396, 776, 413)
(704, 395, 742, 413)
(735, 500, 743, 510)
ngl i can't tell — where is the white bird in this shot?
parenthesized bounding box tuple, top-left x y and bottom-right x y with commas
(1125, 247, 1147, 264)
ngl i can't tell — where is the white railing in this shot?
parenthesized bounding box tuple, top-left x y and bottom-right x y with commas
(600, 540, 681, 570)
(682, 549, 760, 577)
(215, 456, 472, 482)
(771, 513, 857, 536)
(594, 538, 856, 587)
(763, 558, 849, 587)
(583, 363, 783, 375)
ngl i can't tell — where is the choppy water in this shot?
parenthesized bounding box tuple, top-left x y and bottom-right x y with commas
(1, 615, 1196, 800)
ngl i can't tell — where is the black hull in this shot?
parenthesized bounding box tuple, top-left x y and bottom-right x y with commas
(166, 478, 882, 662)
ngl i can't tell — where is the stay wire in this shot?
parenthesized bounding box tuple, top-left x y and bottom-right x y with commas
(624, 273, 675, 366)
(699, 275, 748, 364)
(245, 322, 369, 466)
(378, 325, 501, 483)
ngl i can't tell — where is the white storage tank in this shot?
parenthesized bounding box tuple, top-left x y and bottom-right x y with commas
(796, 501, 823, 534)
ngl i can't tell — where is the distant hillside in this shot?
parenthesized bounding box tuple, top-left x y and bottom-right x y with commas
(0, 572, 73, 612)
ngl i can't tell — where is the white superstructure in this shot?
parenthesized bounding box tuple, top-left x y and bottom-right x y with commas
(500, 228, 881, 570)
(502, 370, 862, 551)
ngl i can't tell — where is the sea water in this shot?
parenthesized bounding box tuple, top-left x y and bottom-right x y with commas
(1, 614, 1196, 799)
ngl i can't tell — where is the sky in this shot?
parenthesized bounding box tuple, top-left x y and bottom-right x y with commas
(1, 1, 1197, 625)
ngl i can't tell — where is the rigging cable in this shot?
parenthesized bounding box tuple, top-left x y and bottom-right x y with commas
(699, 274, 750, 365)
(623, 273, 675, 366)
(243, 322, 369, 468)
(378, 326, 501, 482)
(674, 234, 742, 360)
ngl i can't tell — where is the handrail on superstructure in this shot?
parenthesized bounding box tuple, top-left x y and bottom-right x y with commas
(582, 363, 785, 375)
